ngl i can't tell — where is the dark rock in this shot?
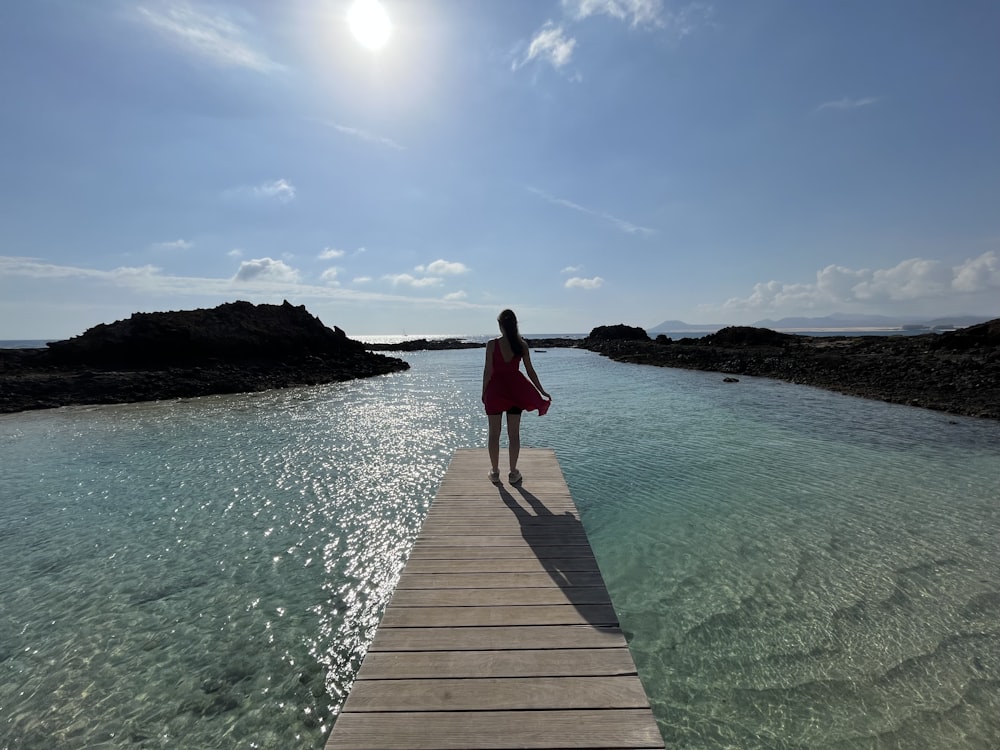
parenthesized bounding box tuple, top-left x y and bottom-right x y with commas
(587, 324, 650, 342)
(525, 337, 580, 349)
(0, 301, 409, 414)
(45, 299, 361, 366)
(702, 326, 798, 347)
(580, 321, 1000, 421)
(365, 337, 482, 352)
(931, 319, 1000, 350)
(723, 377, 740, 383)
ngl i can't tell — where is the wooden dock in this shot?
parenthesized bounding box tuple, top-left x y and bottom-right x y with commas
(325, 448, 665, 750)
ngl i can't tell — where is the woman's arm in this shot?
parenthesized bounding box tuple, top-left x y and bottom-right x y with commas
(520, 339, 550, 399)
(482, 339, 494, 398)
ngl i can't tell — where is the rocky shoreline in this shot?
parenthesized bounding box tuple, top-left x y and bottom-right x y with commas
(0, 302, 409, 415)
(364, 337, 483, 352)
(359, 324, 1000, 420)
(4, 305, 997, 420)
(578, 321, 1000, 421)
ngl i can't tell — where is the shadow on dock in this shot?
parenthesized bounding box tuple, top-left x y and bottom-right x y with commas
(497, 484, 621, 631)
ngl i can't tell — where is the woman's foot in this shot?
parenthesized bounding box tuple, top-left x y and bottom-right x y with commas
(508, 469, 522, 485)
(488, 468, 500, 483)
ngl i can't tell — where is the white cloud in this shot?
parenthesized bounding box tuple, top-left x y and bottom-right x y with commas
(444, 291, 468, 301)
(136, 2, 280, 72)
(415, 259, 470, 275)
(516, 22, 577, 70)
(320, 267, 341, 286)
(353, 276, 373, 284)
(565, 276, 604, 289)
(325, 122, 404, 151)
(562, 0, 665, 28)
(721, 251, 1000, 314)
(527, 186, 655, 235)
(515, 1, 706, 78)
(561, 265, 583, 274)
(254, 179, 296, 202)
(112, 264, 163, 281)
(232, 257, 300, 283)
(152, 239, 193, 250)
(952, 251, 1000, 292)
(816, 96, 880, 113)
(384, 273, 443, 288)
(561, 0, 710, 35)
(224, 179, 296, 203)
(0, 256, 152, 281)
(853, 258, 951, 301)
(228, 248, 243, 258)
(815, 264, 868, 299)
(0, 257, 500, 319)
(318, 247, 346, 260)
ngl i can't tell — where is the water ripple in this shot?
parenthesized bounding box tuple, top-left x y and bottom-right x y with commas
(1, 348, 998, 748)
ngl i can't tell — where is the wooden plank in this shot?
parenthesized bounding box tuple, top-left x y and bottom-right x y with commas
(424, 511, 579, 520)
(378, 603, 619, 628)
(325, 448, 664, 750)
(403, 557, 599, 573)
(411, 535, 591, 548)
(395, 571, 607, 589)
(369, 624, 628, 652)
(353, 648, 639, 680)
(387, 586, 611, 607)
(406, 545, 595, 560)
(329, 710, 664, 749)
(343, 676, 651, 712)
(416, 518, 582, 530)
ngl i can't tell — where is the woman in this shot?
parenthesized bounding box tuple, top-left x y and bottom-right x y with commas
(482, 309, 551, 484)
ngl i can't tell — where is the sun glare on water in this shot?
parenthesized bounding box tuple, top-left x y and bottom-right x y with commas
(347, 0, 392, 51)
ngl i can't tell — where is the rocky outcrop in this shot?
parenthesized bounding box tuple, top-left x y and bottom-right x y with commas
(365, 338, 482, 352)
(582, 321, 1000, 420)
(0, 301, 409, 414)
(700, 326, 799, 347)
(930, 318, 1000, 350)
(588, 324, 651, 342)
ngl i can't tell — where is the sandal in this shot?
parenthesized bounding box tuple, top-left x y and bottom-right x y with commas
(508, 469, 522, 485)
(488, 469, 500, 483)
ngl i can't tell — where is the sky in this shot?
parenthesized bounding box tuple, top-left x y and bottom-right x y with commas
(1, 0, 999, 338)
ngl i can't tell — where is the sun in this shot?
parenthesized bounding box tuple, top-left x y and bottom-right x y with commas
(347, 0, 392, 51)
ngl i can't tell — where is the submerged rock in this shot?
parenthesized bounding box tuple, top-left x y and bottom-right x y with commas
(0, 301, 409, 413)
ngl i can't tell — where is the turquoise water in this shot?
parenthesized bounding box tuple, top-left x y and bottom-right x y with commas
(2, 348, 999, 748)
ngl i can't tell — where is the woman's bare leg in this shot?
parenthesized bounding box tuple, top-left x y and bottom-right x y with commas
(487, 413, 503, 472)
(507, 412, 521, 472)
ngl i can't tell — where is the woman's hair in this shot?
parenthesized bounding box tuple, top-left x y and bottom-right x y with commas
(497, 309, 524, 357)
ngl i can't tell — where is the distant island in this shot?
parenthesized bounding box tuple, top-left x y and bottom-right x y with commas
(0, 301, 409, 414)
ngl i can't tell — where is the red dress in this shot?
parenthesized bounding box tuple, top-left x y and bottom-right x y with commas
(482, 339, 550, 415)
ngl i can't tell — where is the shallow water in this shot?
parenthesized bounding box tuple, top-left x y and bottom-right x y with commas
(1, 348, 998, 748)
